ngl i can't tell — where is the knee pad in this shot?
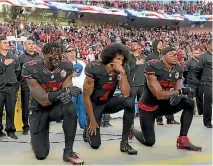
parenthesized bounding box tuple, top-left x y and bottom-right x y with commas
(123, 97, 134, 110)
(64, 102, 77, 117)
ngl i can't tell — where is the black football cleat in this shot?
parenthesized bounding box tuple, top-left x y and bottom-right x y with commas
(63, 151, 84, 165)
(177, 136, 202, 151)
(120, 141, 137, 155)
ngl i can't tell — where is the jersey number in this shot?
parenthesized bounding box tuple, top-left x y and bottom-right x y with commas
(100, 83, 115, 101)
(159, 81, 176, 91)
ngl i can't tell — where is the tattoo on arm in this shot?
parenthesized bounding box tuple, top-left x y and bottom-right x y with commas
(27, 79, 51, 106)
(83, 76, 94, 97)
(83, 76, 96, 121)
(174, 79, 182, 90)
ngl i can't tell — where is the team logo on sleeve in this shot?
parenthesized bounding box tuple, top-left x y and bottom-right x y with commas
(175, 72, 179, 79)
(60, 70, 67, 78)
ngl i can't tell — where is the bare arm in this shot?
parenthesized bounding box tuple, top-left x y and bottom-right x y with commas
(26, 79, 51, 106)
(146, 74, 179, 100)
(174, 79, 182, 90)
(83, 76, 96, 122)
(118, 72, 130, 97)
(62, 73, 73, 88)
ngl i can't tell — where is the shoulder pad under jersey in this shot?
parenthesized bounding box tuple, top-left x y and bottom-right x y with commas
(145, 59, 163, 73)
(60, 61, 74, 74)
(85, 60, 101, 79)
(22, 59, 41, 79)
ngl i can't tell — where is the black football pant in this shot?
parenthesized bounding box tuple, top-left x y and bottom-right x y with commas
(29, 101, 77, 160)
(130, 86, 144, 104)
(203, 86, 212, 126)
(86, 96, 134, 149)
(138, 98, 194, 146)
(188, 84, 203, 115)
(0, 87, 17, 134)
(130, 86, 143, 126)
(21, 90, 30, 130)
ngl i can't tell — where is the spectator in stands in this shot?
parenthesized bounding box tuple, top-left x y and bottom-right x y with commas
(59, 0, 212, 15)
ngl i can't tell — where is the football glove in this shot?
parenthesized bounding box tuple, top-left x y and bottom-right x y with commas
(169, 94, 183, 106)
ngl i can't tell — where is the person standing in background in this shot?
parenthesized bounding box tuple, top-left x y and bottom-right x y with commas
(0, 36, 20, 139)
(127, 40, 145, 116)
(196, 39, 212, 128)
(183, 49, 203, 115)
(18, 37, 43, 135)
(125, 40, 145, 139)
(66, 46, 87, 129)
(146, 39, 179, 125)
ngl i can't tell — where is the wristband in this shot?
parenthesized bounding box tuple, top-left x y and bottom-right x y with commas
(48, 89, 64, 103)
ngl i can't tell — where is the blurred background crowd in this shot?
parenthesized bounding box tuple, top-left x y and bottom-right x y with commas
(55, 0, 212, 15)
(0, 22, 211, 63)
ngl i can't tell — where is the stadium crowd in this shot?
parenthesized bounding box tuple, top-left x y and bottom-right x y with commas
(0, 22, 211, 63)
(55, 0, 212, 15)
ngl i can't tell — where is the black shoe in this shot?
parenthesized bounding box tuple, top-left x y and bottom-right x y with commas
(63, 150, 84, 165)
(0, 131, 6, 139)
(198, 112, 203, 115)
(156, 121, 164, 125)
(120, 141, 138, 155)
(177, 136, 202, 151)
(7, 132, 18, 140)
(83, 129, 88, 142)
(22, 128, 29, 135)
(205, 124, 212, 128)
(167, 120, 180, 125)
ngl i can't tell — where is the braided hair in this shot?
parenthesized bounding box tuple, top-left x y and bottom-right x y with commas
(42, 42, 64, 55)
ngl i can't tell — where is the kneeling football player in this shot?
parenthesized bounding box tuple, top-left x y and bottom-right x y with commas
(133, 47, 202, 151)
(22, 42, 84, 164)
(83, 43, 137, 155)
